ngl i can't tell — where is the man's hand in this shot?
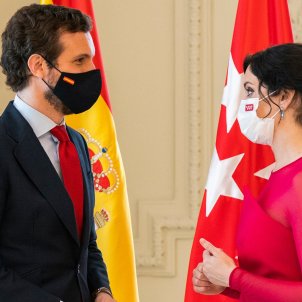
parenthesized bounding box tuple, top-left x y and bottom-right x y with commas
(193, 262, 226, 295)
(200, 238, 237, 287)
(95, 292, 116, 302)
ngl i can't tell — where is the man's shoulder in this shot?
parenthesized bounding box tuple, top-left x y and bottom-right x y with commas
(0, 111, 16, 165)
(0, 108, 9, 139)
(0, 101, 23, 141)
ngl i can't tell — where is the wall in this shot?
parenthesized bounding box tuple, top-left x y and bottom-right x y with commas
(82, 1, 237, 301)
(0, 1, 301, 302)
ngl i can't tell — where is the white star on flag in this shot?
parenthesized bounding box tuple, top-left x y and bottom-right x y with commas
(254, 162, 275, 180)
(222, 55, 243, 133)
(205, 147, 244, 216)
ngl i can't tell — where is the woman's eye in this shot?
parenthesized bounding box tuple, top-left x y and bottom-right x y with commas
(246, 87, 254, 97)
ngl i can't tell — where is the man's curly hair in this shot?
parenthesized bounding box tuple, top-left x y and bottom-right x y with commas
(1, 4, 92, 92)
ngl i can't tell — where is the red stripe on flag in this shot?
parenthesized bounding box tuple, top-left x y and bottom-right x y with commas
(231, 0, 293, 73)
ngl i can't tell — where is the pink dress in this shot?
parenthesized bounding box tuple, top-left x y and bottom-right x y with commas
(224, 157, 302, 301)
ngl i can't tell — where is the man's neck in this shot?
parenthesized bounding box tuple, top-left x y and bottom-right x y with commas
(18, 88, 64, 125)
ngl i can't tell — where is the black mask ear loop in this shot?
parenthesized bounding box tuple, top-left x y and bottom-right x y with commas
(39, 54, 76, 88)
(38, 54, 62, 90)
(39, 54, 61, 72)
(20, 55, 54, 98)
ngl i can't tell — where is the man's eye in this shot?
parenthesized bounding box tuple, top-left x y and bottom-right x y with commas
(75, 58, 85, 64)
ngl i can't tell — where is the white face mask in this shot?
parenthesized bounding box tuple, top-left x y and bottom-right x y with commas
(237, 93, 280, 146)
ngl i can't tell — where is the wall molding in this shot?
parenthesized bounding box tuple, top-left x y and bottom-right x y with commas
(135, 0, 212, 276)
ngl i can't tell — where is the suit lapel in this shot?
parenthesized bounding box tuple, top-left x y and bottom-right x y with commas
(3, 103, 80, 246)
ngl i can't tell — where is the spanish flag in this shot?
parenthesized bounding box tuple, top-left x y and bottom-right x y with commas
(40, 1, 139, 301)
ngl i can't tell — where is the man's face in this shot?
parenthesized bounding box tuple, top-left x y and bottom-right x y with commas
(44, 31, 96, 115)
(54, 31, 95, 73)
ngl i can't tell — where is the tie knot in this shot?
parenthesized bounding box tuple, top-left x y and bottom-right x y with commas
(51, 125, 70, 142)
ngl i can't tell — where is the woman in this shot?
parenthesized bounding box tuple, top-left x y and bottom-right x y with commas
(192, 43, 302, 301)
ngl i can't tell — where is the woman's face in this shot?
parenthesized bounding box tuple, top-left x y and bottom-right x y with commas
(243, 66, 280, 119)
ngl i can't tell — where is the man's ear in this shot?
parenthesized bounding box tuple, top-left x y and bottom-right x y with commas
(279, 89, 296, 110)
(27, 54, 48, 78)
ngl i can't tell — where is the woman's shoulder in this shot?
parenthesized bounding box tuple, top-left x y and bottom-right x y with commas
(271, 157, 302, 184)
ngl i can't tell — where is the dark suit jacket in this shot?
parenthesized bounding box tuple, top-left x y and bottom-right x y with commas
(0, 102, 110, 302)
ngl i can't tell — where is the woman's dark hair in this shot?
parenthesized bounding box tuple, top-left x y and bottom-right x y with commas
(243, 43, 302, 124)
(0, 4, 92, 92)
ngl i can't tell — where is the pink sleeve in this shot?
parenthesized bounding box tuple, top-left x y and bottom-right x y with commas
(221, 286, 240, 299)
(229, 267, 302, 302)
(226, 174, 302, 301)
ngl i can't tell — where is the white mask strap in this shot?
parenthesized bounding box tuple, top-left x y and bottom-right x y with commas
(271, 109, 281, 119)
(259, 89, 278, 102)
(259, 89, 281, 119)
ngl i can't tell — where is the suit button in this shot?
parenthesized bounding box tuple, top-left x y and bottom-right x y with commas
(77, 264, 80, 274)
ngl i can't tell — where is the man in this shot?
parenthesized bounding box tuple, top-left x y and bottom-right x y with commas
(0, 4, 115, 302)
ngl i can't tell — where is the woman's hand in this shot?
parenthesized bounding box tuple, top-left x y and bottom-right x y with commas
(193, 262, 226, 295)
(200, 238, 237, 287)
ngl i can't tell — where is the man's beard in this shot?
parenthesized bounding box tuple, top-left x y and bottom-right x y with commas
(44, 89, 73, 115)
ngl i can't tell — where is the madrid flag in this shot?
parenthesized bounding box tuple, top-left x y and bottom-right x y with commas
(185, 0, 293, 301)
(40, 1, 139, 301)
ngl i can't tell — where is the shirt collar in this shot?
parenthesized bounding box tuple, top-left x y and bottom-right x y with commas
(13, 95, 65, 138)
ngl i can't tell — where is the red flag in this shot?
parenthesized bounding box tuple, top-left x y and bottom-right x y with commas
(185, 1, 293, 301)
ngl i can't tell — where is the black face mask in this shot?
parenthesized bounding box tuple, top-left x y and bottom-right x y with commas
(42, 59, 102, 114)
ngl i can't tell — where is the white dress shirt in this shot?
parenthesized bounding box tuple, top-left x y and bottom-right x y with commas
(13, 95, 63, 178)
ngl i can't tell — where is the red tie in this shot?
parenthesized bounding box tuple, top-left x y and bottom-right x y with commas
(51, 125, 83, 238)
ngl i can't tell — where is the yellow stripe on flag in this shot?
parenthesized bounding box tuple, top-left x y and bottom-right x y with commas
(40, 0, 53, 4)
(66, 97, 139, 302)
